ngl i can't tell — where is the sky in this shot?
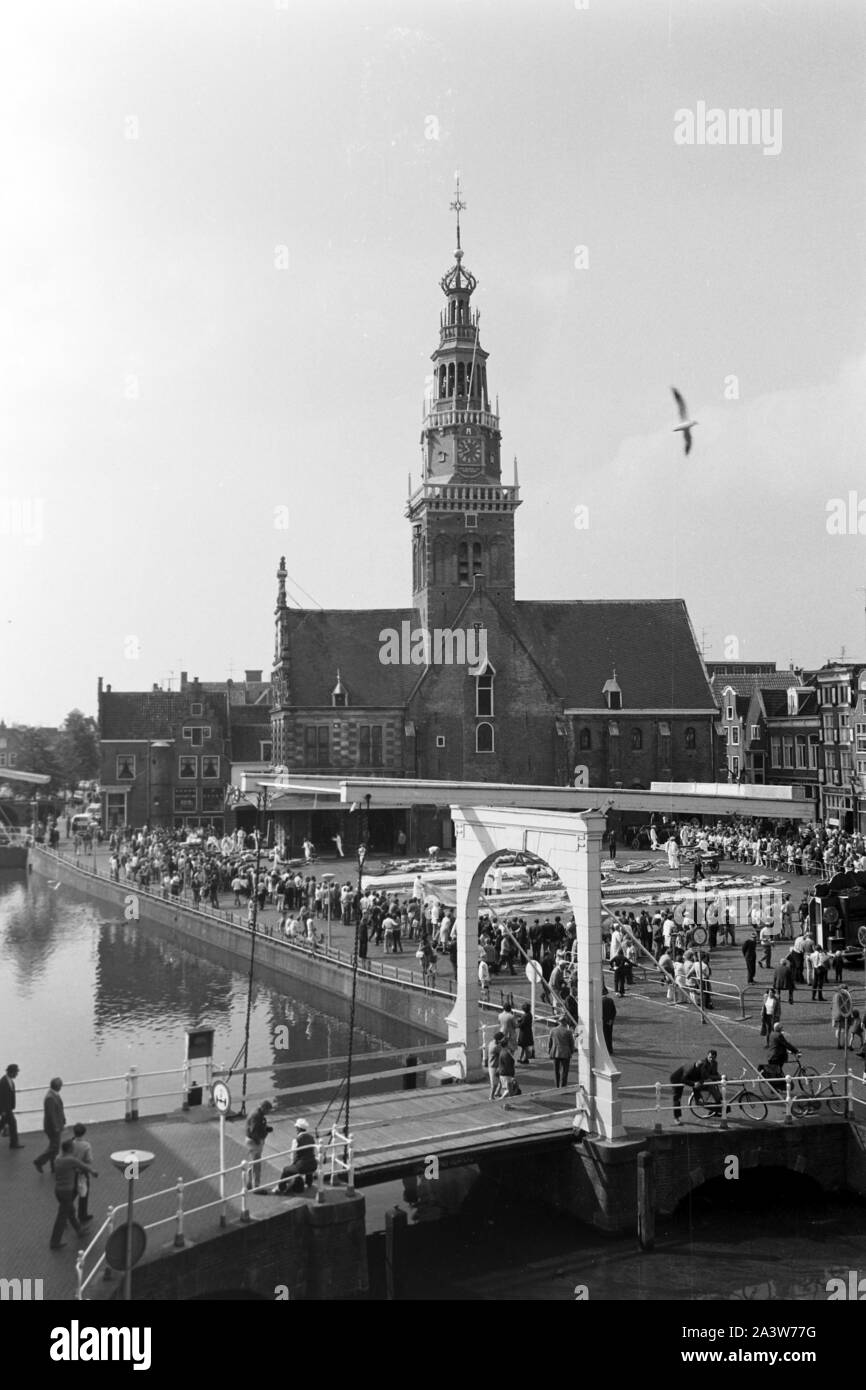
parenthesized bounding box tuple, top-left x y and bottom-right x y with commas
(2, 0, 865, 725)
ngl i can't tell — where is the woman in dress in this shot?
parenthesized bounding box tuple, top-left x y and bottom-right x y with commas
(517, 1002, 534, 1064)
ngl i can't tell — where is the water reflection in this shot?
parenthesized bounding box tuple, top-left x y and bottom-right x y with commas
(0, 875, 416, 1124)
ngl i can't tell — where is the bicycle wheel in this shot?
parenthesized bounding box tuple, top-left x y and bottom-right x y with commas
(737, 1090, 768, 1122)
(825, 1090, 848, 1117)
(796, 1065, 820, 1098)
(687, 1090, 713, 1120)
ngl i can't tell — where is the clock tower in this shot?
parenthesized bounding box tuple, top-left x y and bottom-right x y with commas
(407, 180, 521, 632)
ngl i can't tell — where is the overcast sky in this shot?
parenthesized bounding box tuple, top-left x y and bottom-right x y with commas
(2, 0, 865, 725)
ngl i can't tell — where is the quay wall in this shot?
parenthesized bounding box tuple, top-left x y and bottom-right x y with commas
(113, 1193, 369, 1303)
(31, 847, 449, 1041)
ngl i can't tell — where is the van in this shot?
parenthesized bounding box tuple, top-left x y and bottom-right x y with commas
(71, 813, 98, 833)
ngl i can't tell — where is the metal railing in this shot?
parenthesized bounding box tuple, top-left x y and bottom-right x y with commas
(74, 1128, 356, 1300)
(620, 1066, 863, 1129)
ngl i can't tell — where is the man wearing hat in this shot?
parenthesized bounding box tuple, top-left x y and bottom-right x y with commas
(277, 1118, 318, 1195)
(245, 1100, 274, 1192)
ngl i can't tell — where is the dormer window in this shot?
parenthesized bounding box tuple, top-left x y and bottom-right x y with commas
(332, 670, 348, 708)
(603, 672, 622, 711)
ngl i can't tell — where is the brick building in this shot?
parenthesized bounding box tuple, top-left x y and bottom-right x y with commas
(269, 194, 718, 854)
(97, 671, 270, 832)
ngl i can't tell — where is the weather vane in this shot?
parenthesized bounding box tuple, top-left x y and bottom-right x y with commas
(450, 173, 466, 251)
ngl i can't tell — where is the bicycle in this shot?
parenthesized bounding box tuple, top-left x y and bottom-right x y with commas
(688, 1070, 768, 1122)
(789, 1062, 848, 1118)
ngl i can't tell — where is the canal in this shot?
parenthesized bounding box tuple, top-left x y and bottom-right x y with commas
(0, 870, 422, 1130)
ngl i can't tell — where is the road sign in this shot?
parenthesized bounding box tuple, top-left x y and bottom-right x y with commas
(525, 960, 543, 982)
(837, 989, 853, 1018)
(105, 1222, 146, 1272)
(212, 1081, 231, 1114)
(858, 926, 866, 947)
(691, 925, 708, 947)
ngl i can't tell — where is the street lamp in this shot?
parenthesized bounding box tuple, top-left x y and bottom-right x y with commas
(239, 784, 269, 1117)
(109, 1149, 154, 1301)
(344, 800, 370, 1151)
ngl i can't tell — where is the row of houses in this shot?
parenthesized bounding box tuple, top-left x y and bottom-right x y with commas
(710, 660, 866, 832)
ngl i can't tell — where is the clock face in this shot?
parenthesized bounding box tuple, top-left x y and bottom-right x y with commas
(457, 437, 483, 475)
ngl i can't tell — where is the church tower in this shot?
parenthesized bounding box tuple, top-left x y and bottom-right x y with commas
(271, 555, 290, 767)
(407, 181, 521, 632)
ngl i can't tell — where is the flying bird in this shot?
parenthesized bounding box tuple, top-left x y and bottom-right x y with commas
(671, 387, 698, 455)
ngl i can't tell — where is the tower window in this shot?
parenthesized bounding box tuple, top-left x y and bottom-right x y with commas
(458, 541, 469, 584)
(631, 728, 642, 751)
(472, 540, 482, 575)
(465, 514, 478, 529)
(476, 666, 494, 718)
(476, 722, 494, 753)
(579, 727, 591, 751)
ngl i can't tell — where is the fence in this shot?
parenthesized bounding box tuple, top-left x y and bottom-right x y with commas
(75, 1127, 356, 1301)
(620, 1066, 866, 1128)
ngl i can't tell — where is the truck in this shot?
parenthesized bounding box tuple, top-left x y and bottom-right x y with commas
(811, 871, 866, 968)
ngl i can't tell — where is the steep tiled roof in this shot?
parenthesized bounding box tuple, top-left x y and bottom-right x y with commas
(279, 599, 716, 711)
(710, 671, 797, 699)
(282, 609, 420, 707)
(515, 600, 717, 710)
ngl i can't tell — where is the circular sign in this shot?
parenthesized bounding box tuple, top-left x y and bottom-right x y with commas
(837, 990, 853, 1018)
(525, 960, 543, 982)
(691, 925, 708, 946)
(858, 925, 866, 947)
(212, 1081, 231, 1115)
(105, 1221, 147, 1272)
(823, 905, 840, 926)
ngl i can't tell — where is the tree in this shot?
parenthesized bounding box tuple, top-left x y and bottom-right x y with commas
(11, 726, 64, 790)
(59, 709, 99, 790)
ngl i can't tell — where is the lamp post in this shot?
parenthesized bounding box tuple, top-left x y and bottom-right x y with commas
(344, 799, 370, 1150)
(109, 1149, 154, 1301)
(239, 783, 269, 1118)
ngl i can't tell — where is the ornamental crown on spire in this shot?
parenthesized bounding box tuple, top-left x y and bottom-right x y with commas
(439, 174, 477, 296)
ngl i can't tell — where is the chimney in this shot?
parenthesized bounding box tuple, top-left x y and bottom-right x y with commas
(106, 684, 112, 694)
(245, 669, 263, 683)
(97, 676, 103, 697)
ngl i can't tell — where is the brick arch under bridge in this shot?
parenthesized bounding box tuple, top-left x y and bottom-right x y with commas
(445, 804, 623, 1141)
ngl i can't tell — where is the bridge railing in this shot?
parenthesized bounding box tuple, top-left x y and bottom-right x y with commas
(74, 1130, 356, 1300)
(620, 1067, 861, 1128)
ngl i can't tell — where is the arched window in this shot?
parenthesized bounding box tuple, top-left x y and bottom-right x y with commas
(476, 666, 494, 717)
(448, 363, 455, 396)
(685, 726, 696, 750)
(472, 540, 482, 575)
(457, 362, 465, 396)
(449, 300, 456, 324)
(439, 364, 447, 398)
(458, 541, 469, 585)
(579, 727, 591, 750)
(631, 728, 642, 751)
(476, 722, 494, 753)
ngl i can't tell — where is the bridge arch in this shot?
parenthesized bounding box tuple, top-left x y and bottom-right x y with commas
(447, 804, 622, 1139)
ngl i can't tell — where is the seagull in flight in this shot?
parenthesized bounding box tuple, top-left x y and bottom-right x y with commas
(671, 387, 698, 456)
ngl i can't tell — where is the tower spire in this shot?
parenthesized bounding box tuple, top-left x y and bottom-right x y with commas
(450, 173, 466, 257)
(276, 555, 287, 612)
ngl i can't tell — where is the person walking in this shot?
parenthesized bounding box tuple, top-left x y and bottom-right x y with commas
(548, 1016, 575, 1088)
(70, 1123, 94, 1224)
(498, 1003, 518, 1051)
(487, 1031, 504, 1101)
(244, 1100, 274, 1192)
(34, 1078, 65, 1174)
(478, 955, 490, 1002)
(759, 922, 774, 970)
(0, 1064, 23, 1149)
(831, 986, 852, 1049)
(601, 986, 617, 1055)
(497, 1041, 518, 1099)
(741, 932, 757, 985)
(760, 988, 781, 1046)
(50, 1138, 98, 1250)
(773, 956, 795, 1006)
(516, 1003, 534, 1064)
(809, 944, 829, 1002)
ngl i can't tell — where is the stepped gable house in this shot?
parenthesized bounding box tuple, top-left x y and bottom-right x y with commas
(268, 191, 718, 854)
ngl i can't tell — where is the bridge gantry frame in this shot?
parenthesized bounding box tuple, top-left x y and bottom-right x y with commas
(447, 804, 622, 1141)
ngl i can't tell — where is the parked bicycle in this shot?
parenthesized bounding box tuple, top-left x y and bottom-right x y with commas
(688, 1069, 767, 1122)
